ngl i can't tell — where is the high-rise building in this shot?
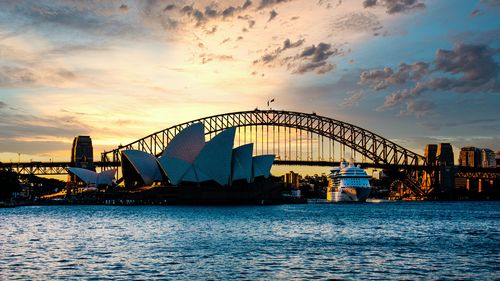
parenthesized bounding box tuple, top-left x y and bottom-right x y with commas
(424, 144, 437, 165)
(437, 143, 454, 167)
(458, 146, 481, 168)
(496, 151, 500, 168)
(436, 143, 454, 192)
(284, 171, 301, 189)
(421, 144, 438, 192)
(71, 136, 94, 170)
(481, 148, 496, 168)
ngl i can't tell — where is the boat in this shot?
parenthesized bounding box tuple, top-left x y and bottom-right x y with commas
(326, 161, 372, 202)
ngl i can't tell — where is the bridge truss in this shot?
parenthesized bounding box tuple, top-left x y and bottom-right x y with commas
(0, 161, 119, 175)
(102, 110, 425, 165)
(101, 109, 428, 196)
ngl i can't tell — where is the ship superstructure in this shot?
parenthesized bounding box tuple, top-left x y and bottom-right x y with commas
(327, 161, 371, 202)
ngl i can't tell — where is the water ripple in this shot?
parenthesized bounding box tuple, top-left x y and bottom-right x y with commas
(1, 202, 499, 280)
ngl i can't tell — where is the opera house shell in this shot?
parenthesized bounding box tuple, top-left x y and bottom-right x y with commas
(121, 123, 275, 188)
(67, 167, 116, 187)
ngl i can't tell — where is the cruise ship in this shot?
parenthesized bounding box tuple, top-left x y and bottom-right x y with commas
(327, 161, 372, 202)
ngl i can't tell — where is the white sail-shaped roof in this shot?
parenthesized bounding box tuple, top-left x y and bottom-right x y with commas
(193, 127, 236, 186)
(67, 167, 116, 186)
(231, 144, 253, 182)
(182, 165, 211, 183)
(122, 150, 163, 186)
(161, 122, 205, 163)
(252, 155, 275, 178)
(96, 169, 116, 185)
(68, 167, 97, 184)
(157, 156, 191, 185)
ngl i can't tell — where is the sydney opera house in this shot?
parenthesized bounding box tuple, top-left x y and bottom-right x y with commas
(67, 167, 116, 189)
(66, 123, 281, 204)
(120, 123, 275, 188)
(69, 123, 274, 189)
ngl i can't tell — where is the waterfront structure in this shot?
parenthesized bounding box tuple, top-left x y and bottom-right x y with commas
(120, 123, 275, 188)
(67, 167, 116, 187)
(284, 171, 301, 189)
(424, 144, 437, 165)
(421, 144, 438, 192)
(480, 148, 496, 168)
(71, 136, 94, 170)
(459, 146, 481, 168)
(458, 147, 495, 168)
(437, 143, 455, 192)
(421, 143, 455, 192)
(121, 150, 163, 187)
(420, 144, 439, 191)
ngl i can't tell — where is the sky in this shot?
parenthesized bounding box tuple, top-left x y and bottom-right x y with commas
(0, 0, 499, 166)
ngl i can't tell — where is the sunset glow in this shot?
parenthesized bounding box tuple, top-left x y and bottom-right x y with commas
(0, 0, 498, 164)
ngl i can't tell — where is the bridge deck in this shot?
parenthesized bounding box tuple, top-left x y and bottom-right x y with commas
(1, 161, 498, 178)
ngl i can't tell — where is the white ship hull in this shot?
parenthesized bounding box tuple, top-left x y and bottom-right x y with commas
(327, 187, 371, 202)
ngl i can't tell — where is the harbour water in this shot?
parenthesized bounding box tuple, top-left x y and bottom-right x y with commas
(1, 202, 498, 280)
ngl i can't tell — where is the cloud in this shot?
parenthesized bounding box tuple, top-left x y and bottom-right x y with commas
(402, 99, 434, 117)
(167, 1, 256, 27)
(199, 53, 234, 64)
(268, 10, 278, 21)
(333, 12, 381, 33)
(0, 65, 77, 88)
(258, 0, 294, 10)
(363, 0, 377, 7)
(0, 112, 91, 143)
(293, 43, 339, 74)
(360, 62, 429, 90)
(254, 40, 340, 74)
(205, 25, 217, 34)
(0, 1, 152, 41)
(253, 38, 305, 64)
(361, 43, 500, 116)
(204, 6, 218, 18)
(294, 61, 335, 74)
(243, 0, 253, 9)
(164, 4, 176, 11)
(434, 44, 498, 84)
(0, 101, 7, 109)
(480, 0, 500, 7)
(222, 6, 237, 17)
(0, 66, 36, 87)
(451, 29, 500, 45)
(179, 5, 207, 26)
(419, 118, 499, 131)
(341, 90, 365, 106)
(363, 0, 426, 14)
(470, 9, 481, 17)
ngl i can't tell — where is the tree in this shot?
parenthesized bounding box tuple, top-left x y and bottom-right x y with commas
(0, 171, 21, 201)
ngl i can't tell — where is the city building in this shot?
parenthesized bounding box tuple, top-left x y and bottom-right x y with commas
(480, 148, 496, 168)
(421, 144, 438, 192)
(436, 143, 454, 191)
(121, 123, 275, 188)
(458, 146, 481, 168)
(424, 144, 437, 165)
(284, 171, 301, 189)
(71, 136, 94, 170)
(497, 151, 500, 168)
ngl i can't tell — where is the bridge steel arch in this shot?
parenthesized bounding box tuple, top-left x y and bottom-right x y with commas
(102, 109, 425, 168)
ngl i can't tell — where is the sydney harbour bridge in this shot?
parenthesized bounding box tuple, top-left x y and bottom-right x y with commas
(1, 109, 498, 198)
